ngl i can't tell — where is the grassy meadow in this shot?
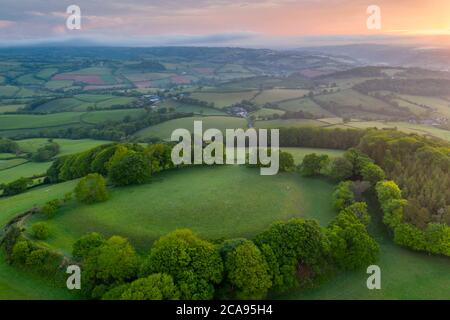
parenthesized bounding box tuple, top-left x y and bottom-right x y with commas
(135, 116, 247, 140)
(24, 166, 336, 254)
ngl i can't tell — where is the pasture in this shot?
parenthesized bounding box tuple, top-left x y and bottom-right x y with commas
(254, 119, 325, 129)
(398, 94, 450, 118)
(80, 109, 146, 125)
(0, 252, 75, 300)
(314, 89, 391, 111)
(159, 100, 227, 116)
(0, 162, 51, 185)
(252, 89, 309, 105)
(24, 166, 336, 254)
(251, 108, 285, 119)
(135, 116, 247, 140)
(17, 138, 110, 156)
(0, 180, 79, 228)
(278, 98, 334, 117)
(0, 113, 82, 131)
(190, 91, 259, 109)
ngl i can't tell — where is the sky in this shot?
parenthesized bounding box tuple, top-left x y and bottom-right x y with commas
(1, 0, 450, 48)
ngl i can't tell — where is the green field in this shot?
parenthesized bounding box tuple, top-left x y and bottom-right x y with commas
(135, 116, 247, 140)
(0, 104, 25, 113)
(282, 147, 344, 165)
(0, 153, 16, 159)
(0, 161, 52, 185)
(0, 180, 79, 228)
(251, 108, 285, 119)
(0, 85, 20, 97)
(315, 89, 391, 112)
(0, 252, 75, 300)
(36, 68, 58, 80)
(16, 74, 45, 86)
(252, 89, 309, 105)
(190, 90, 259, 108)
(0, 139, 110, 184)
(81, 109, 146, 124)
(24, 166, 336, 254)
(254, 119, 325, 129)
(158, 100, 227, 116)
(346, 121, 450, 142)
(0, 113, 82, 130)
(17, 138, 110, 156)
(95, 97, 136, 109)
(45, 80, 74, 90)
(34, 98, 93, 113)
(0, 158, 28, 170)
(398, 94, 450, 118)
(278, 98, 334, 117)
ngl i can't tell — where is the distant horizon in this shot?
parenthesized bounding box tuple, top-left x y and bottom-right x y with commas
(2, 1, 450, 48)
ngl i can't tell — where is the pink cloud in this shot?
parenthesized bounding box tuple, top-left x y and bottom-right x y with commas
(0, 20, 14, 29)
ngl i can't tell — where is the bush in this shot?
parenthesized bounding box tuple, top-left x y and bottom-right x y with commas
(342, 202, 371, 226)
(361, 163, 385, 185)
(32, 141, 60, 162)
(83, 236, 139, 298)
(424, 224, 450, 256)
(31, 222, 50, 240)
(108, 150, 151, 186)
(327, 210, 379, 270)
(393, 223, 426, 251)
(141, 229, 223, 300)
(329, 157, 353, 181)
(119, 274, 180, 300)
(332, 181, 355, 211)
(72, 232, 105, 261)
(26, 249, 49, 267)
(299, 153, 330, 176)
(75, 173, 109, 204)
(3, 178, 31, 196)
(41, 199, 61, 218)
(223, 240, 272, 299)
(254, 218, 330, 292)
(279, 151, 295, 172)
(11, 241, 32, 264)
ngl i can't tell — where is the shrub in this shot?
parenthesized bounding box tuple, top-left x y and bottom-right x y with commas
(223, 240, 272, 299)
(3, 178, 31, 196)
(31, 222, 50, 240)
(41, 199, 61, 218)
(424, 223, 450, 256)
(279, 151, 295, 172)
(342, 202, 371, 226)
(120, 274, 180, 300)
(329, 157, 353, 181)
(72, 232, 105, 261)
(11, 241, 32, 264)
(299, 153, 330, 176)
(75, 173, 109, 204)
(32, 141, 60, 162)
(83, 236, 139, 298)
(361, 163, 385, 185)
(108, 150, 151, 186)
(332, 181, 355, 211)
(141, 229, 223, 300)
(26, 249, 49, 267)
(327, 210, 379, 270)
(393, 223, 427, 251)
(254, 218, 330, 292)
